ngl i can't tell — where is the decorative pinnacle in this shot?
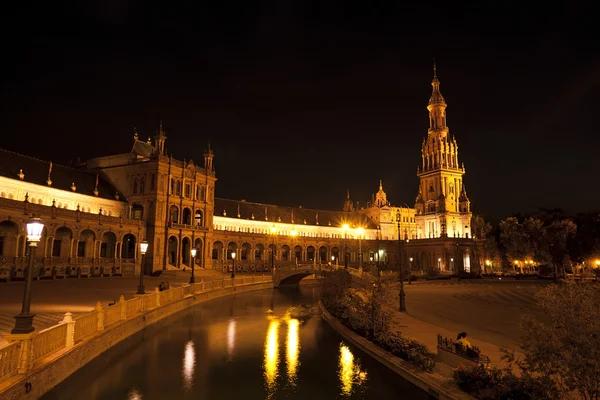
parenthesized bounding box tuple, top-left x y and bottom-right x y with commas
(433, 58, 437, 78)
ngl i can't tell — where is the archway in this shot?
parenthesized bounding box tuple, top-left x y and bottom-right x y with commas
(307, 246, 315, 262)
(101, 232, 117, 258)
(53, 227, 73, 258)
(319, 246, 327, 262)
(212, 241, 223, 260)
(169, 236, 179, 265)
(281, 245, 290, 261)
(169, 205, 179, 224)
(293, 245, 302, 262)
(182, 237, 191, 266)
(241, 242, 251, 261)
(121, 234, 137, 260)
(182, 208, 192, 225)
(0, 220, 19, 258)
(255, 243, 264, 261)
(78, 229, 95, 258)
(227, 241, 237, 260)
(331, 247, 340, 263)
(420, 251, 428, 272)
(194, 210, 203, 227)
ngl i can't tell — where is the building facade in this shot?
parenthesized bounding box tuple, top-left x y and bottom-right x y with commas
(0, 68, 484, 280)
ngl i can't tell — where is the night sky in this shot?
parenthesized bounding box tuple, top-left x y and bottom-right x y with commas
(1, 2, 598, 222)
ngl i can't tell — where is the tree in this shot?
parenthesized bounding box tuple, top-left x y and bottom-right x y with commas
(499, 217, 529, 270)
(518, 282, 600, 400)
(546, 219, 577, 278)
(471, 214, 492, 240)
(523, 217, 550, 265)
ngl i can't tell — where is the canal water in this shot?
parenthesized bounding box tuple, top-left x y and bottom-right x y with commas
(43, 286, 432, 400)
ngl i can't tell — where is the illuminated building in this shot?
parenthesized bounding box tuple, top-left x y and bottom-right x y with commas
(0, 69, 483, 279)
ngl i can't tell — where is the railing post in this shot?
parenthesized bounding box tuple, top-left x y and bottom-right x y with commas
(62, 312, 75, 348)
(155, 287, 160, 306)
(200, 279, 205, 291)
(119, 295, 126, 320)
(5, 332, 37, 374)
(96, 301, 104, 331)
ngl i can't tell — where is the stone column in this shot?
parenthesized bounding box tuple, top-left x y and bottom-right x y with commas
(62, 312, 75, 348)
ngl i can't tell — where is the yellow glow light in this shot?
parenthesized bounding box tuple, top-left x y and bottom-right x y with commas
(338, 344, 367, 396)
(182, 340, 195, 389)
(264, 320, 280, 394)
(227, 319, 236, 361)
(357, 227, 364, 234)
(290, 229, 297, 236)
(342, 224, 349, 231)
(286, 318, 300, 386)
(270, 225, 277, 233)
(596, 259, 600, 267)
(514, 260, 519, 265)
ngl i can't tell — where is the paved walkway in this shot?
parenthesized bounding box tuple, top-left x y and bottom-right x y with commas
(0, 269, 225, 343)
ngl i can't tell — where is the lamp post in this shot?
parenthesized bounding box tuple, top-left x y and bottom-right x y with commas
(357, 227, 364, 269)
(270, 225, 276, 273)
(231, 252, 236, 279)
(342, 224, 349, 270)
(409, 257, 413, 285)
(190, 247, 197, 284)
(396, 213, 406, 312)
(12, 216, 44, 334)
(137, 240, 148, 294)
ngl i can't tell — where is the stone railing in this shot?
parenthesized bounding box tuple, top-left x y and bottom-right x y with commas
(0, 275, 272, 385)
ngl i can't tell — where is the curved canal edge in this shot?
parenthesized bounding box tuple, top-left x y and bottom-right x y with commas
(0, 281, 273, 400)
(317, 301, 474, 400)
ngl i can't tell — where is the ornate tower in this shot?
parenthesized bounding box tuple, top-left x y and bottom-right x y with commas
(203, 142, 214, 171)
(374, 180, 389, 208)
(153, 121, 167, 155)
(414, 64, 472, 239)
(343, 190, 354, 212)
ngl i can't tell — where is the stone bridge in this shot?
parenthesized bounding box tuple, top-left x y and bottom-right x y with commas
(273, 265, 329, 287)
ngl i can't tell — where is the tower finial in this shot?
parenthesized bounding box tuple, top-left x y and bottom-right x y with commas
(379, 179, 383, 190)
(346, 189, 350, 200)
(433, 58, 437, 78)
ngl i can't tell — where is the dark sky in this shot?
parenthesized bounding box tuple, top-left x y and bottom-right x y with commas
(1, 2, 598, 222)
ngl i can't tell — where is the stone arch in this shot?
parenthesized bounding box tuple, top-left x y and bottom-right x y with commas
(168, 236, 179, 265)
(0, 220, 19, 258)
(281, 244, 290, 261)
(101, 232, 117, 258)
(306, 246, 315, 261)
(331, 246, 340, 262)
(169, 205, 179, 224)
(227, 241, 237, 260)
(212, 241, 223, 260)
(193, 238, 203, 266)
(293, 245, 302, 262)
(53, 226, 73, 258)
(182, 208, 192, 225)
(182, 237, 191, 266)
(121, 233, 137, 259)
(420, 251, 428, 271)
(194, 210, 203, 227)
(241, 242, 251, 261)
(255, 243, 264, 260)
(78, 229, 95, 258)
(319, 246, 328, 262)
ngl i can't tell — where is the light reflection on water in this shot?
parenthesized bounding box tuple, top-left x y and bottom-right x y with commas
(227, 318, 236, 361)
(264, 318, 280, 396)
(127, 387, 142, 400)
(285, 318, 300, 387)
(338, 343, 368, 396)
(182, 340, 195, 389)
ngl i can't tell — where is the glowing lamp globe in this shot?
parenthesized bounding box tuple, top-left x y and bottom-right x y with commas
(191, 248, 197, 258)
(26, 217, 44, 243)
(231, 252, 236, 260)
(140, 240, 149, 255)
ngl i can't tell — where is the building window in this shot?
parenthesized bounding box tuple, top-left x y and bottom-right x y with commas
(185, 184, 191, 198)
(100, 243, 108, 258)
(139, 177, 145, 194)
(132, 179, 138, 194)
(176, 181, 182, 196)
(212, 248, 219, 259)
(52, 240, 61, 257)
(150, 173, 156, 191)
(255, 250, 262, 260)
(0, 236, 4, 255)
(199, 186, 206, 201)
(77, 241, 85, 257)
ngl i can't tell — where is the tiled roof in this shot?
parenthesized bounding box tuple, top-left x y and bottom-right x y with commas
(131, 140, 155, 157)
(0, 148, 123, 201)
(214, 198, 377, 229)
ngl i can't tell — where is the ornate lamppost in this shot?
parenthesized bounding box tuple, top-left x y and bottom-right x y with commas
(342, 224, 349, 269)
(190, 247, 197, 284)
(409, 257, 413, 285)
(137, 240, 148, 294)
(12, 216, 44, 334)
(396, 213, 406, 312)
(231, 251, 236, 279)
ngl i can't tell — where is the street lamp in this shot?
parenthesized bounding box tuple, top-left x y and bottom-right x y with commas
(409, 257, 413, 285)
(190, 247, 197, 284)
(137, 240, 148, 294)
(342, 224, 349, 269)
(231, 251, 236, 279)
(12, 216, 44, 334)
(270, 225, 276, 273)
(357, 227, 364, 268)
(396, 213, 406, 312)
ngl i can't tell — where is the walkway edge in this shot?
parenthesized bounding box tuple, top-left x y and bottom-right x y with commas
(0, 282, 273, 400)
(318, 301, 473, 400)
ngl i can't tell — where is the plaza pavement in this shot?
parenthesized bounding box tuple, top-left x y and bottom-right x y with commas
(0, 269, 225, 343)
(385, 279, 550, 374)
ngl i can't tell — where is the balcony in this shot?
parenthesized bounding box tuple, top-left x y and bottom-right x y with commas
(169, 222, 209, 232)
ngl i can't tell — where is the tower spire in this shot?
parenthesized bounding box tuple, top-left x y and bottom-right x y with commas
(433, 58, 437, 78)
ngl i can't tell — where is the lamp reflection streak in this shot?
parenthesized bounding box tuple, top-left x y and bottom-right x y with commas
(227, 319, 236, 361)
(338, 344, 367, 396)
(182, 340, 195, 389)
(286, 318, 300, 386)
(264, 320, 280, 395)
